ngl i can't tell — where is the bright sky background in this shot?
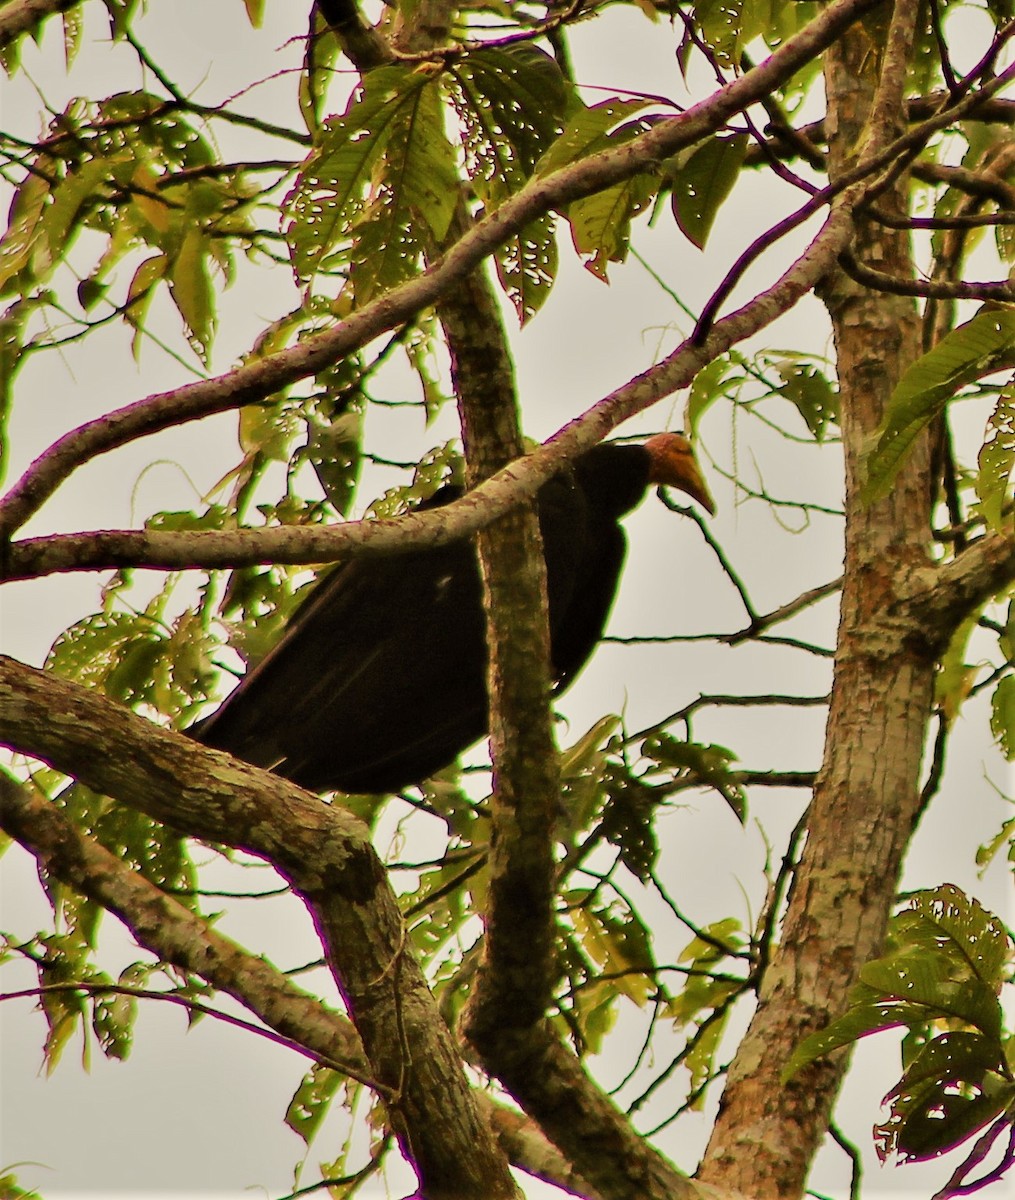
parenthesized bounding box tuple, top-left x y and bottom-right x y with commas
(1, 3, 1011, 1197)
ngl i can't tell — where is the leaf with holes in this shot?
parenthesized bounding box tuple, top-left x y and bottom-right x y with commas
(449, 45, 568, 205)
(668, 133, 748, 250)
(286, 66, 457, 293)
(976, 386, 1015, 532)
(863, 311, 1015, 504)
(535, 97, 655, 179)
(448, 46, 568, 320)
(875, 1031, 1014, 1162)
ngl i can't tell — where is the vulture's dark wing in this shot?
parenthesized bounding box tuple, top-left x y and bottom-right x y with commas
(193, 441, 691, 794)
(193, 489, 490, 794)
(537, 469, 628, 692)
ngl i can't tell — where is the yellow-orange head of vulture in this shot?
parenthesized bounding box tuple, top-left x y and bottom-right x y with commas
(643, 432, 715, 515)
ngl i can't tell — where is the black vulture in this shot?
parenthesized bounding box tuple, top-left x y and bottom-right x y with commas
(193, 434, 714, 793)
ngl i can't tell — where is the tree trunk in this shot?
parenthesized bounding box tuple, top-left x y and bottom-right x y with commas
(697, 3, 939, 1194)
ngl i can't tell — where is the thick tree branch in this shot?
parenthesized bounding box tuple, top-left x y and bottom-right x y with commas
(317, 0, 393, 69)
(0, 654, 517, 1200)
(0, 0, 77, 47)
(0, 0, 882, 540)
(5, 183, 868, 585)
(0, 769, 370, 1079)
(391, 2, 606, 1179)
(468, 1019, 700, 1200)
(899, 530, 1015, 645)
(438, 244, 562, 1033)
(0, 767, 601, 1196)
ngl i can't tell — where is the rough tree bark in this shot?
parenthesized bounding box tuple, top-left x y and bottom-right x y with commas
(698, 1, 945, 1193)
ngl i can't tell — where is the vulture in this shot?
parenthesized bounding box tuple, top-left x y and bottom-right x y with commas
(193, 434, 714, 794)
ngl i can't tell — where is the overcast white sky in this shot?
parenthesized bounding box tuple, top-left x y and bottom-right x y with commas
(1, 3, 1012, 1197)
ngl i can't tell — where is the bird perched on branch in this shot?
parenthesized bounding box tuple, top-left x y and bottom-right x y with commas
(193, 434, 714, 794)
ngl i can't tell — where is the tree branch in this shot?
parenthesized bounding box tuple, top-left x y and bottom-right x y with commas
(0, 655, 516, 1200)
(0, 0, 77, 47)
(0, 766, 602, 1196)
(4, 177, 869, 585)
(838, 249, 1015, 301)
(0, 769, 370, 1073)
(899, 530, 1015, 649)
(0, 0, 883, 540)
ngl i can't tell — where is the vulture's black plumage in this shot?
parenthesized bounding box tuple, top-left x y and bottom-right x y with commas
(193, 435, 713, 793)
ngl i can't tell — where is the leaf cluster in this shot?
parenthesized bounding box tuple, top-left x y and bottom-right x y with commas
(786, 886, 1015, 1183)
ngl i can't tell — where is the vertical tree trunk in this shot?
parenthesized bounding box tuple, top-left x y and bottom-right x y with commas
(697, 5, 938, 1194)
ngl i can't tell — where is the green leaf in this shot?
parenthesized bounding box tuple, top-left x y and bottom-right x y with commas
(683, 1013, 730, 1105)
(450, 45, 568, 201)
(784, 887, 1013, 1081)
(783, 995, 925, 1082)
(990, 675, 1015, 760)
(596, 760, 663, 881)
(0, 168, 51, 294)
(41, 155, 122, 269)
(40, 979, 87, 1074)
(492, 212, 558, 324)
(895, 886, 1012, 994)
(124, 253, 168, 359)
(875, 1031, 1014, 1162)
(678, 917, 744, 967)
(0, 1167, 44, 1198)
(286, 66, 420, 277)
(687, 356, 738, 434)
(92, 983, 136, 1062)
(168, 228, 215, 361)
(449, 47, 567, 317)
(863, 311, 1015, 504)
(306, 408, 363, 516)
(771, 355, 839, 440)
(286, 66, 457, 294)
(300, 18, 340, 137)
(286, 1064, 344, 1146)
(668, 134, 748, 250)
(352, 79, 458, 299)
(0, 298, 49, 485)
(61, 5, 82, 68)
(104, 0, 141, 40)
(860, 956, 1002, 1040)
(539, 102, 660, 279)
(569, 169, 658, 280)
(935, 612, 979, 723)
(694, 0, 746, 67)
(535, 97, 654, 179)
(666, 920, 744, 1102)
(556, 716, 620, 837)
(976, 386, 1015, 532)
(48, 611, 161, 690)
(640, 734, 747, 822)
(571, 901, 655, 1007)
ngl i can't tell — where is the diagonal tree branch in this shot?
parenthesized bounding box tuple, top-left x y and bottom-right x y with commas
(4, 184, 865, 585)
(899, 529, 1015, 645)
(0, 766, 607, 1197)
(0, 0, 882, 541)
(0, 768, 370, 1079)
(0, 654, 518, 1200)
(0, 0, 78, 47)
